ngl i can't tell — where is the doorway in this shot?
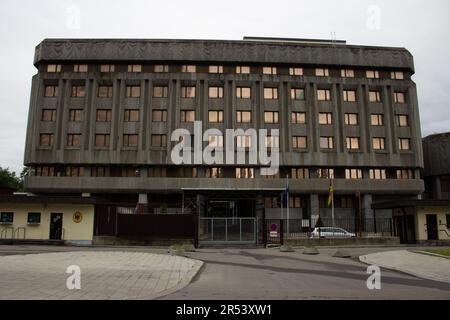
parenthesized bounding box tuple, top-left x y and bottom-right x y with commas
(49, 213, 63, 240)
(426, 214, 438, 241)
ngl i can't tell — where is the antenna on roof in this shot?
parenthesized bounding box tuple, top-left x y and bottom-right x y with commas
(330, 32, 337, 45)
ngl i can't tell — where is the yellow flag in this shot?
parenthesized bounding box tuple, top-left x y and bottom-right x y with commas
(327, 181, 333, 207)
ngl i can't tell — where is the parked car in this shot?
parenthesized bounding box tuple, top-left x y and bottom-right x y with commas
(310, 227, 356, 238)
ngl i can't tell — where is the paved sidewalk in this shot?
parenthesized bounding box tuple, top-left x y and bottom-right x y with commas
(0, 251, 203, 300)
(360, 250, 450, 284)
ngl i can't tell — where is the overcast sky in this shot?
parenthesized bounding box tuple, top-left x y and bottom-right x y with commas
(0, 0, 449, 174)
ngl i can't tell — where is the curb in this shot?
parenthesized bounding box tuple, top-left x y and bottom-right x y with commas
(359, 254, 450, 284)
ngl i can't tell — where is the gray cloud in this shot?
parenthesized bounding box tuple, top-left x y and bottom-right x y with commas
(1, 0, 449, 173)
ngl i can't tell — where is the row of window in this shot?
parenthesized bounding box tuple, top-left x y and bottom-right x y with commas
(38, 131, 412, 151)
(0, 212, 41, 224)
(41, 108, 410, 128)
(31, 165, 416, 180)
(44, 84, 407, 103)
(46, 63, 407, 80)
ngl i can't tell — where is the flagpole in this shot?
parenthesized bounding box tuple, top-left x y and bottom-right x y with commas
(286, 174, 290, 236)
(331, 178, 335, 228)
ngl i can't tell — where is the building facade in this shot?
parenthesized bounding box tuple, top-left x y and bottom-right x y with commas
(23, 37, 424, 244)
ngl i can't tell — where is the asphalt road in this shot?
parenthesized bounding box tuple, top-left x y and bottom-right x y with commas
(0, 245, 449, 300)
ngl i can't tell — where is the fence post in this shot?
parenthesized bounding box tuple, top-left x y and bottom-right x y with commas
(280, 219, 284, 245)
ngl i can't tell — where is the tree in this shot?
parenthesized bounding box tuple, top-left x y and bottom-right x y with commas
(0, 166, 23, 191)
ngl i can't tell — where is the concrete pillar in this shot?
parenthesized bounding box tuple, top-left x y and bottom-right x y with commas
(310, 194, 319, 228)
(138, 193, 148, 214)
(433, 176, 442, 200)
(363, 194, 374, 219)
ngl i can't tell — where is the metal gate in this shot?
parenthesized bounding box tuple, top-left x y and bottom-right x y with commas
(199, 217, 257, 245)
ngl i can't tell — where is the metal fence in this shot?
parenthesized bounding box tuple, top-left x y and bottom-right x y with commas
(277, 218, 394, 239)
(199, 217, 257, 244)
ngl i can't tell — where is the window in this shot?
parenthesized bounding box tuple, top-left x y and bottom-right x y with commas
(291, 88, 305, 100)
(209, 65, 223, 74)
(341, 69, 354, 78)
(181, 65, 196, 73)
(208, 111, 224, 123)
(394, 92, 406, 104)
(236, 135, 253, 149)
(263, 67, 277, 75)
(264, 111, 279, 124)
(292, 112, 306, 124)
(397, 115, 409, 127)
(151, 134, 167, 147)
(319, 113, 332, 125)
(236, 66, 250, 74)
(91, 167, 110, 177)
(370, 169, 386, 180)
(344, 113, 358, 125)
(371, 114, 384, 126)
(177, 167, 197, 178)
(320, 137, 334, 149)
(126, 86, 141, 98)
(446, 214, 450, 229)
(100, 64, 115, 73)
(71, 85, 85, 97)
(317, 89, 331, 101)
(265, 197, 280, 208)
(95, 134, 110, 147)
(292, 136, 307, 149)
(339, 197, 355, 209)
(154, 64, 169, 73)
(236, 168, 254, 179)
(289, 67, 303, 76)
(98, 86, 113, 98)
(152, 110, 167, 122)
(318, 169, 334, 179)
(345, 169, 363, 180)
(67, 134, 81, 147)
(47, 64, 61, 73)
(96, 109, 112, 122)
(27, 212, 41, 224)
(264, 87, 278, 100)
(41, 109, 56, 122)
(315, 68, 329, 77)
(123, 134, 139, 147)
(399, 138, 411, 151)
(373, 138, 386, 150)
(397, 169, 413, 180)
(127, 64, 142, 72)
(153, 86, 168, 98)
(181, 86, 196, 98)
(209, 87, 224, 99)
(35, 166, 55, 177)
(122, 168, 140, 177)
(181, 110, 195, 123)
(68, 109, 83, 122)
(369, 91, 381, 102)
(124, 109, 140, 122)
(148, 167, 167, 177)
(343, 90, 357, 102)
(208, 135, 223, 148)
(391, 72, 404, 80)
(236, 87, 251, 99)
(0, 212, 13, 223)
(291, 168, 309, 179)
(206, 168, 223, 178)
(237, 111, 252, 123)
(265, 136, 279, 149)
(74, 64, 88, 72)
(366, 70, 380, 79)
(44, 85, 58, 97)
(346, 137, 360, 150)
(39, 134, 53, 147)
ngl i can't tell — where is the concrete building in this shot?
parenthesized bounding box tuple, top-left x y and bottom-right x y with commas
(373, 133, 450, 244)
(20, 37, 424, 245)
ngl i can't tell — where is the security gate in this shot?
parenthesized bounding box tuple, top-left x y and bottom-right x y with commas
(199, 217, 257, 245)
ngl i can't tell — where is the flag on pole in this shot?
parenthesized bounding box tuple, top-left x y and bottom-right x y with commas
(327, 180, 333, 207)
